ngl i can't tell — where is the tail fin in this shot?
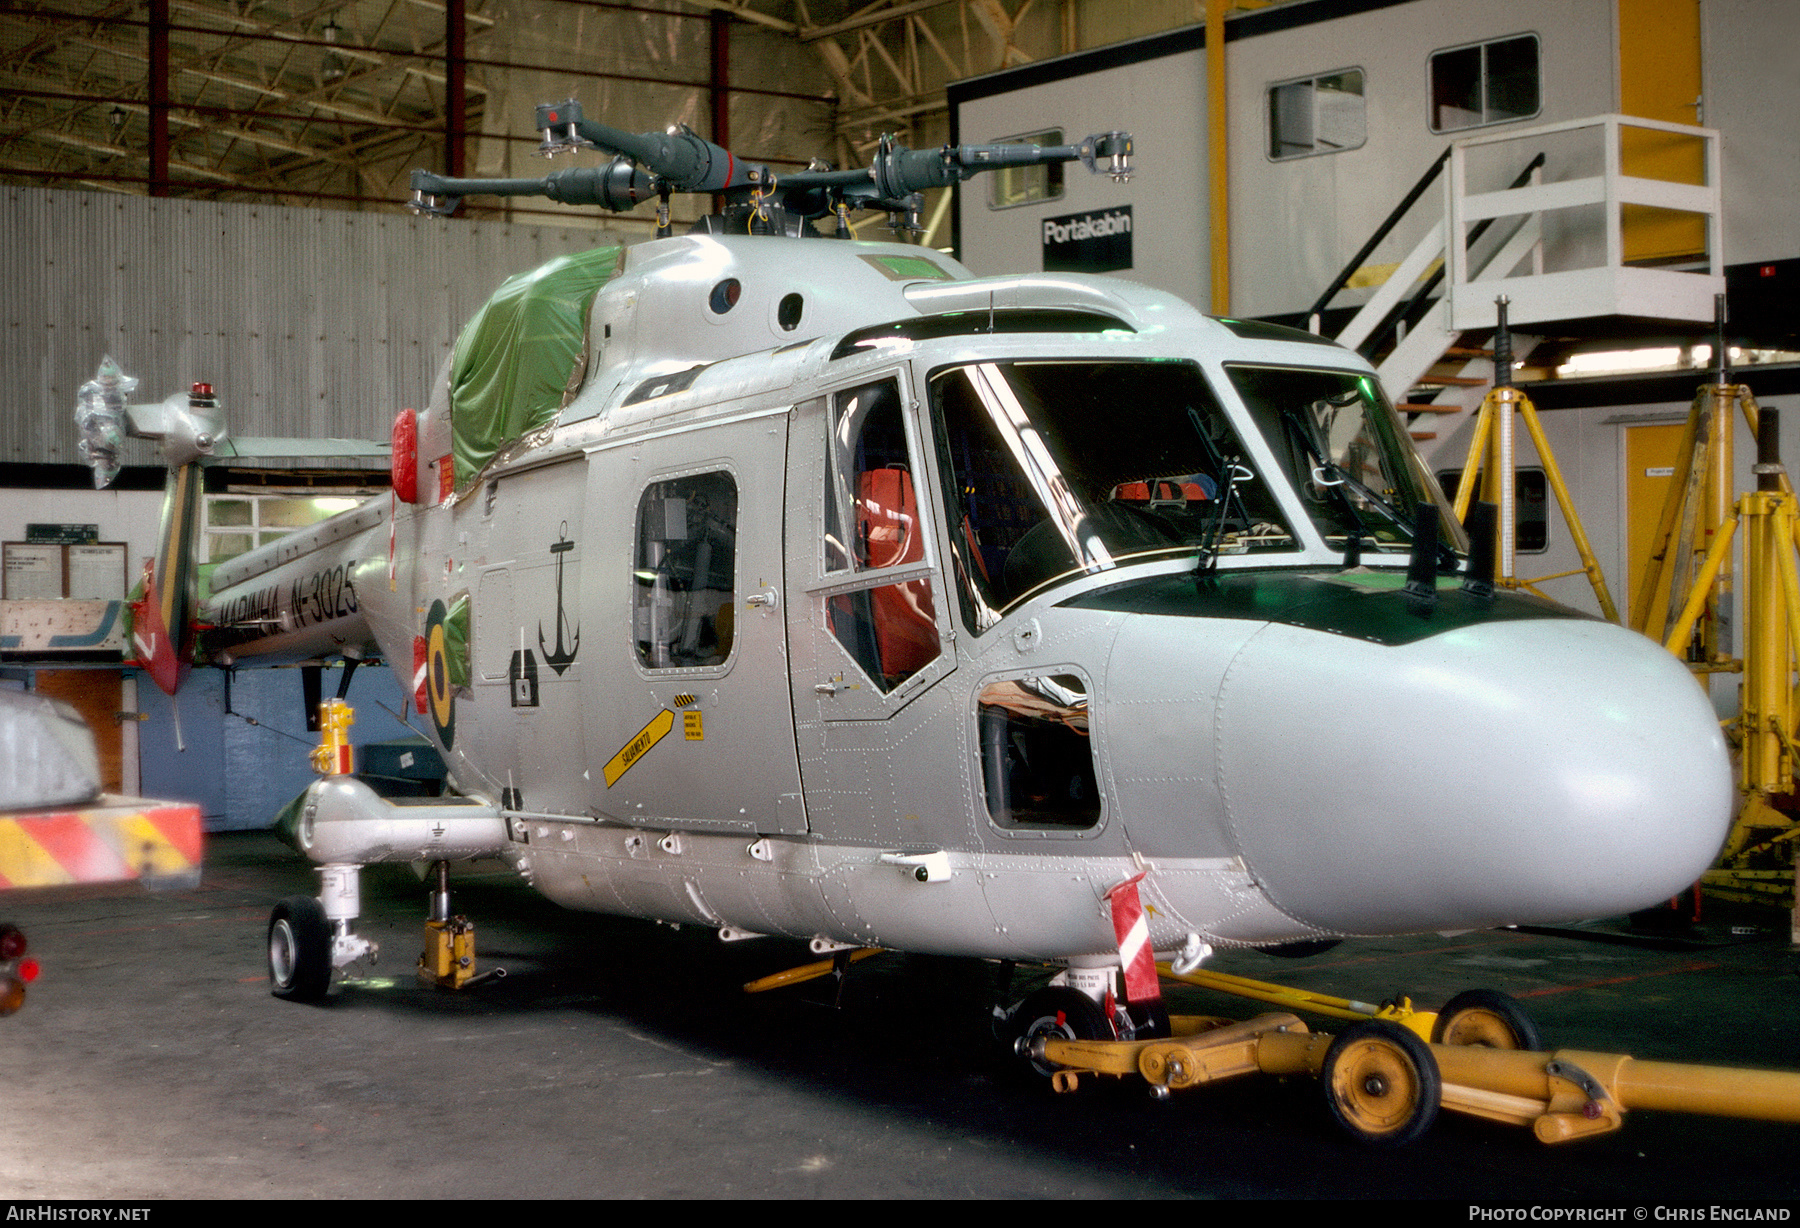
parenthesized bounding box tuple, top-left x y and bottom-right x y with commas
(76, 359, 224, 697)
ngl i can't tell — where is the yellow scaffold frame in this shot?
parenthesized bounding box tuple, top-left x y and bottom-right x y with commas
(1448, 382, 1621, 623)
(1639, 379, 1800, 928)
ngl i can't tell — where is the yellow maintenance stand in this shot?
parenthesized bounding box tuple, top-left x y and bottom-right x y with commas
(1630, 311, 1800, 932)
(1447, 297, 1620, 622)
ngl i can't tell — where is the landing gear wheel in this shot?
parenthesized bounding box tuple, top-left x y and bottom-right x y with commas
(268, 895, 331, 1003)
(1004, 987, 1113, 1081)
(1321, 1020, 1441, 1146)
(1431, 988, 1541, 1051)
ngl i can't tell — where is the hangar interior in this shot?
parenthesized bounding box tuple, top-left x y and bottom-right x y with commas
(5, 0, 1800, 1198)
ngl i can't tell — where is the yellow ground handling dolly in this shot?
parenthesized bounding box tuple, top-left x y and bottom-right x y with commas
(1025, 962, 1800, 1147)
(747, 946, 1800, 1146)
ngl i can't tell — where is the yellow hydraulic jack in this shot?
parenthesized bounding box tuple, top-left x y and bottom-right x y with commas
(1635, 314, 1800, 929)
(309, 697, 356, 775)
(417, 860, 494, 990)
(1025, 969, 1800, 1147)
(1448, 297, 1620, 621)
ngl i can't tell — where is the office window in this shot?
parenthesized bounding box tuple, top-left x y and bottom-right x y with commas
(1436, 467, 1549, 553)
(201, 493, 369, 564)
(1268, 70, 1367, 159)
(1430, 35, 1540, 132)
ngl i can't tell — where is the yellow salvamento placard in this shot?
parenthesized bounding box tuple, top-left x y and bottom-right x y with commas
(603, 709, 675, 787)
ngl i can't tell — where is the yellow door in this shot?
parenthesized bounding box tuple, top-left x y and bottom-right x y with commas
(34, 669, 126, 793)
(1625, 422, 1688, 635)
(1618, 0, 1707, 264)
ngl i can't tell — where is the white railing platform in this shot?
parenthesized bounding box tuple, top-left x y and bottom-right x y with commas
(1336, 114, 1725, 406)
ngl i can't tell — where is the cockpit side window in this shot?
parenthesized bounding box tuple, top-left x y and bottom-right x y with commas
(825, 379, 913, 575)
(821, 378, 943, 693)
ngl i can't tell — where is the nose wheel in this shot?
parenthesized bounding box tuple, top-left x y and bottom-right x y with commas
(1003, 986, 1115, 1081)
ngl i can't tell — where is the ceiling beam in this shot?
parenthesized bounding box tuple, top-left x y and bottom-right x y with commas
(675, 0, 796, 34)
(799, 0, 954, 44)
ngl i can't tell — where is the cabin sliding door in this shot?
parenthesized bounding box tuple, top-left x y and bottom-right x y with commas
(582, 409, 807, 836)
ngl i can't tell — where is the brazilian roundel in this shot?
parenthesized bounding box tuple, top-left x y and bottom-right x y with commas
(425, 598, 455, 749)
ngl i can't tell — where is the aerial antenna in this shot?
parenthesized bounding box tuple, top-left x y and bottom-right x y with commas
(1461, 501, 1498, 599)
(1403, 503, 1442, 611)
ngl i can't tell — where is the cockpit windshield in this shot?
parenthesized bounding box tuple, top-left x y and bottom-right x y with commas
(1226, 364, 1467, 557)
(930, 360, 1299, 631)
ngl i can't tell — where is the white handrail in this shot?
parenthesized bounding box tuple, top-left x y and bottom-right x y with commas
(1335, 112, 1724, 404)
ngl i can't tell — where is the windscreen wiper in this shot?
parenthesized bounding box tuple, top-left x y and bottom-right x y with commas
(1193, 461, 1253, 574)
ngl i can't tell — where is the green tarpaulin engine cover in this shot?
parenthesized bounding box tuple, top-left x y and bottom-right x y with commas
(448, 245, 626, 490)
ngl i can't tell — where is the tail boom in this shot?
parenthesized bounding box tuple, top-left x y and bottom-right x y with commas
(201, 499, 389, 666)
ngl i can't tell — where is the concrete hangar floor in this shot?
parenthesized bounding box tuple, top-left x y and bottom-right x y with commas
(2, 831, 1797, 1201)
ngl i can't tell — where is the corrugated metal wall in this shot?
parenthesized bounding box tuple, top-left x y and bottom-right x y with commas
(3, 186, 622, 465)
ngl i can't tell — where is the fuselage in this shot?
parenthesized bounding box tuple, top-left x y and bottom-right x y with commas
(200, 233, 1734, 961)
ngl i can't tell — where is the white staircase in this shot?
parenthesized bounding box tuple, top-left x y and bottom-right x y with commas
(1327, 114, 1725, 463)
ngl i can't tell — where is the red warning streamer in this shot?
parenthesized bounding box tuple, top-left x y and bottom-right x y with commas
(1105, 871, 1164, 1007)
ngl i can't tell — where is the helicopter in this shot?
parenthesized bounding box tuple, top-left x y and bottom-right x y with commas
(78, 100, 1731, 1061)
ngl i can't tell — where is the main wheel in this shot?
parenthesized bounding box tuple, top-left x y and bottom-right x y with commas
(1431, 988, 1541, 1051)
(1321, 1020, 1441, 1146)
(1002, 987, 1113, 1081)
(268, 895, 331, 1003)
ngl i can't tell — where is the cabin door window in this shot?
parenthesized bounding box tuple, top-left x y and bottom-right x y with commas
(820, 377, 944, 695)
(633, 472, 738, 671)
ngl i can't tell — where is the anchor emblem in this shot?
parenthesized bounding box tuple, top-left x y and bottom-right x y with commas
(539, 522, 580, 675)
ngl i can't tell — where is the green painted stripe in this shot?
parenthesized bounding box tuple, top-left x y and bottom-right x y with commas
(1059, 569, 1591, 646)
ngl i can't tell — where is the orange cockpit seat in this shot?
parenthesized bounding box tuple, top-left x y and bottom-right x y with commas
(856, 465, 938, 680)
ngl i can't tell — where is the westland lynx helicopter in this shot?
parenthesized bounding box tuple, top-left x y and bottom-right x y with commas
(80, 101, 1745, 1143)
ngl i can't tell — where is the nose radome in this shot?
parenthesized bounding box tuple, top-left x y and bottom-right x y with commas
(1214, 617, 1733, 935)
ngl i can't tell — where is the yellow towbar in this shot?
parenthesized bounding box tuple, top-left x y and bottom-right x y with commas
(1033, 1011, 1800, 1146)
(1158, 961, 1441, 1040)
